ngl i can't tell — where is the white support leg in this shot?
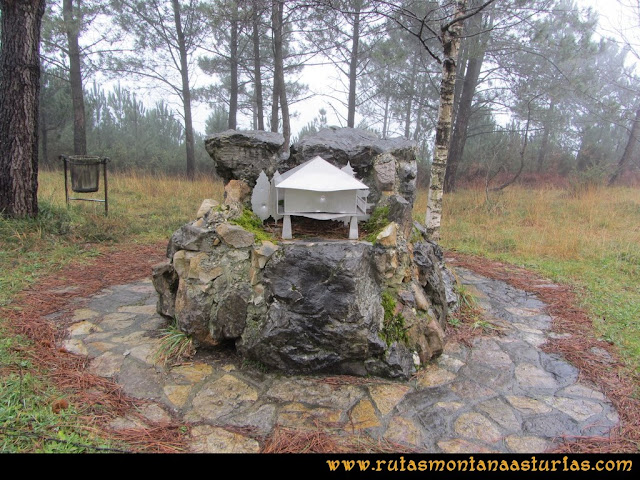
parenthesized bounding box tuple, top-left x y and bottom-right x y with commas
(349, 216, 358, 240)
(282, 215, 292, 239)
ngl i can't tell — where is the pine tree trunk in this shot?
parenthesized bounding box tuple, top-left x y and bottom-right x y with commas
(452, 43, 468, 122)
(444, 54, 483, 193)
(536, 98, 555, 172)
(444, 1, 490, 193)
(382, 93, 390, 140)
(404, 60, 418, 139)
(272, 0, 289, 153)
(228, 2, 238, 130)
(63, 0, 87, 155)
(609, 106, 640, 186)
(40, 101, 49, 165)
(0, 0, 45, 218)
(253, 0, 264, 131)
(413, 81, 426, 141)
(172, 0, 195, 180)
(426, 0, 467, 241)
(347, 1, 361, 128)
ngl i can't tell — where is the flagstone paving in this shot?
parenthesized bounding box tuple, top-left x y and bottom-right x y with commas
(58, 268, 619, 453)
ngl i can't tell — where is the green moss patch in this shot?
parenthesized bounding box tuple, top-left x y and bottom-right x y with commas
(380, 291, 409, 346)
(363, 206, 390, 243)
(230, 208, 275, 243)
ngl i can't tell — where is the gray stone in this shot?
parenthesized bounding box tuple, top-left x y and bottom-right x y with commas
(117, 359, 164, 400)
(547, 397, 603, 422)
(196, 199, 219, 219)
(216, 223, 255, 248)
(477, 397, 521, 431)
(454, 412, 502, 443)
(450, 380, 495, 401)
(189, 425, 260, 453)
(505, 435, 550, 453)
(166, 223, 217, 259)
(212, 284, 252, 339)
(539, 353, 579, 385)
(522, 413, 582, 438)
(191, 374, 258, 421)
(435, 354, 465, 372)
(89, 351, 124, 378)
(205, 130, 286, 186)
(506, 396, 553, 415)
(560, 383, 606, 401)
(515, 363, 560, 390)
(152, 261, 179, 318)
(413, 241, 457, 328)
(266, 377, 363, 410)
(384, 194, 413, 239)
(62, 338, 88, 356)
(224, 403, 277, 436)
(139, 403, 173, 424)
(239, 241, 403, 377)
(373, 153, 396, 191)
(161, 127, 458, 379)
(252, 241, 279, 269)
(174, 278, 217, 347)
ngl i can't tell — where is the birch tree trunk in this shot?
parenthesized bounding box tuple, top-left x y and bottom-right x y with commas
(0, 0, 46, 218)
(426, 0, 467, 241)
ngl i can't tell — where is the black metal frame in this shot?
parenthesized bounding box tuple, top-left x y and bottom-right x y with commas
(60, 155, 110, 216)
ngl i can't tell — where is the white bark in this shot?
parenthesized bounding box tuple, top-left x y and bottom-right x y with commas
(426, 0, 467, 241)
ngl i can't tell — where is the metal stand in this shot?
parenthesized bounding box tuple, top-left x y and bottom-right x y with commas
(61, 155, 109, 216)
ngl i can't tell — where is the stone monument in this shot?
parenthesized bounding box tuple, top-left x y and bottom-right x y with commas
(153, 128, 458, 379)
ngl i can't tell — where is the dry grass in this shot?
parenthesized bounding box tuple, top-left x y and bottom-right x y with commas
(415, 185, 640, 373)
(415, 185, 640, 262)
(38, 169, 225, 243)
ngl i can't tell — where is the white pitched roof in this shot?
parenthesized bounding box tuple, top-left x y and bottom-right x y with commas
(275, 156, 368, 192)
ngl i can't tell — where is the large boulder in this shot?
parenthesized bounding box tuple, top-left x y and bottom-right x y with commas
(238, 242, 414, 378)
(204, 130, 288, 187)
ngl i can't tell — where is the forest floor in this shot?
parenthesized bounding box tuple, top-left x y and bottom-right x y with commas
(1, 170, 638, 452)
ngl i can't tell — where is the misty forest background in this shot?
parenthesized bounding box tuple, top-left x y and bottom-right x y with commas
(35, 0, 640, 189)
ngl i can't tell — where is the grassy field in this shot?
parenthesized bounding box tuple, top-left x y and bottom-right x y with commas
(1, 169, 639, 451)
(416, 184, 640, 375)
